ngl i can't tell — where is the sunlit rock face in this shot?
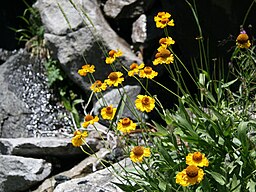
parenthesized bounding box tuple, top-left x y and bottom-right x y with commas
(34, 0, 142, 94)
(0, 50, 72, 138)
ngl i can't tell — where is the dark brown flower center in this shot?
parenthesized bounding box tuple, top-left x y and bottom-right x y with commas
(95, 80, 102, 87)
(161, 18, 169, 24)
(109, 50, 116, 57)
(106, 106, 113, 114)
(236, 33, 249, 44)
(160, 49, 171, 58)
(122, 118, 131, 126)
(159, 38, 167, 45)
(142, 97, 150, 105)
(192, 152, 203, 162)
(186, 165, 199, 178)
(108, 72, 118, 81)
(144, 67, 152, 74)
(130, 63, 138, 70)
(85, 115, 93, 122)
(132, 146, 144, 156)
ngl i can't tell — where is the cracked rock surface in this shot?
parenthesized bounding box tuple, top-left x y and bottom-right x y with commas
(0, 49, 72, 138)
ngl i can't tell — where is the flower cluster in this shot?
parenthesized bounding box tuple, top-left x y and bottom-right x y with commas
(176, 152, 209, 187)
(67, 8, 254, 191)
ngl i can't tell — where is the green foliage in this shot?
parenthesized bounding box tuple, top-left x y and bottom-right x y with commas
(44, 58, 83, 128)
(10, 0, 44, 44)
(44, 59, 63, 87)
(57, 0, 256, 191)
(60, 88, 84, 128)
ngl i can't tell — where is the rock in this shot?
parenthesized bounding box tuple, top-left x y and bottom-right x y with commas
(92, 85, 146, 121)
(0, 49, 17, 64)
(0, 137, 85, 157)
(33, 148, 111, 192)
(131, 14, 147, 44)
(0, 155, 52, 192)
(34, 0, 141, 93)
(53, 158, 132, 192)
(103, 0, 154, 19)
(0, 50, 72, 138)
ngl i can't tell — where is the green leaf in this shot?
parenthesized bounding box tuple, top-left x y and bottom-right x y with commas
(152, 121, 169, 136)
(112, 182, 141, 192)
(72, 99, 84, 107)
(221, 78, 238, 88)
(230, 174, 240, 192)
(237, 121, 250, 152)
(207, 171, 226, 185)
(247, 179, 256, 192)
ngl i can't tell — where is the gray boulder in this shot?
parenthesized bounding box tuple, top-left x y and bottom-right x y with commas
(0, 50, 72, 138)
(131, 14, 147, 44)
(93, 85, 146, 121)
(103, 0, 154, 19)
(0, 155, 52, 192)
(34, 0, 141, 93)
(33, 148, 111, 192)
(0, 137, 84, 157)
(53, 158, 131, 192)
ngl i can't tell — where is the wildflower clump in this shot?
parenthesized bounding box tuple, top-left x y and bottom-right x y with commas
(72, 3, 256, 191)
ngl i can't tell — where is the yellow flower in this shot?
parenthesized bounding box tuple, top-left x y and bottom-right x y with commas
(117, 117, 136, 133)
(105, 49, 123, 64)
(135, 95, 155, 112)
(159, 37, 175, 48)
(128, 62, 145, 77)
(176, 165, 204, 187)
(139, 66, 158, 79)
(186, 152, 209, 167)
(101, 105, 117, 120)
(78, 64, 95, 76)
(90, 80, 107, 93)
(130, 146, 150, 163)
(154, 12, 175, 28)
(82, 114, 99, 128)
(104, 71, 124, 87)
(153, 46, 174, 65)
(71, 130, 88, 147)
(236, 33, 251, 49)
